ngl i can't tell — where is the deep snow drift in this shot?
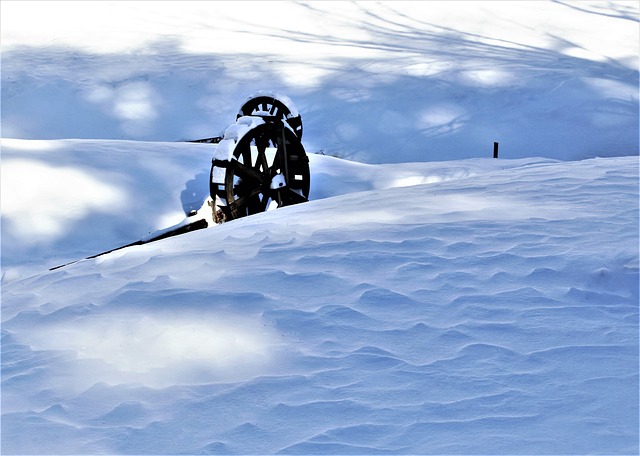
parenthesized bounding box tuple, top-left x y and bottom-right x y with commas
(2, 138, 639, 453)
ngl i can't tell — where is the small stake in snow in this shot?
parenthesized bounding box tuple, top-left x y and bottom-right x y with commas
(493, 142, 499, 159)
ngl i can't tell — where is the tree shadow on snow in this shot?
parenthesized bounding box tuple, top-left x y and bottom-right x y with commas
(1, 1, 638, 273)
(1, 2, 637, 163)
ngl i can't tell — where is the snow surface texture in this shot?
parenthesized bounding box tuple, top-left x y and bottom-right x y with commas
(2, 145, 639, 454)
(1, 1, 638, 163)
(1, 1, 639, 454)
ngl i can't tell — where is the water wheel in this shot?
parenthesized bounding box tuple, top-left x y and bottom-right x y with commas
(209, 114, 310, 223)
(237, 91, 303, 138)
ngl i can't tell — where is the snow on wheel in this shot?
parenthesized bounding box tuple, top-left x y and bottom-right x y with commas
(237, 90, 303, 138)
(210, 112, 310, 223)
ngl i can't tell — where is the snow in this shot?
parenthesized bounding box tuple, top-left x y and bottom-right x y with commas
(2, 1, 638, 162)
(1, 1, 639, 454)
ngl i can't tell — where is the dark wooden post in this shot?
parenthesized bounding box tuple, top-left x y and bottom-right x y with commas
(493, 142, 499, 159)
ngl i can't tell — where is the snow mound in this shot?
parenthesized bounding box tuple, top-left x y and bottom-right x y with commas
(2, 141, 638, 454)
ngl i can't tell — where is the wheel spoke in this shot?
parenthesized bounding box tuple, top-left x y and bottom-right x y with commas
(237, 141, 252, 167)
(232, 160, 264, 184)
(229, 186, 263, 215)
(280, 187, 308, 205)
(256, 140, 270, 171)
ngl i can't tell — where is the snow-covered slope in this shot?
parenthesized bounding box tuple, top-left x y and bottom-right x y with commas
(1, 138, 638, 453)
(1, 137, 561, 280)
(1, 1, 639, 454)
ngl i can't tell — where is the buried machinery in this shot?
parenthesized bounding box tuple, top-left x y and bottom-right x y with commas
(201, 91, 311, 223)
(51, 91, 310, 270)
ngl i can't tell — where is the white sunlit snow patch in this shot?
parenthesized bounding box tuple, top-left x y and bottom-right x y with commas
(12, 311, 278, 388)
(417, 104, 468, 135)
(1, 158, 127, 240)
